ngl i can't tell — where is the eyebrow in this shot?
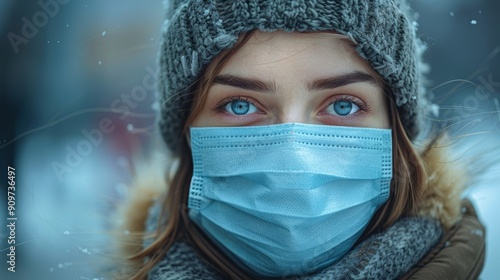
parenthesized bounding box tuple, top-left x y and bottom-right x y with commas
(212, 71, 377, 93)
(213, 74, 277, 92)
(307, 71, 377, 91)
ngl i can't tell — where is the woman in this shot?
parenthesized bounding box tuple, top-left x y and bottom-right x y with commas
(114, 1, 485, 279)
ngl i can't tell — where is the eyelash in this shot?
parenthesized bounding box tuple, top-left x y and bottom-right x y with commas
(326, 95, 370, 113)
(212, 95, 257, 113)
(212, 94, 370, 115)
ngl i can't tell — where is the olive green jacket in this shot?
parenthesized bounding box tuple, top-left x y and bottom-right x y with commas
(401, 200, 485, 280)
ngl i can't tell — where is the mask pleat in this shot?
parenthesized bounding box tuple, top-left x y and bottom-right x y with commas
(188, 123, 392, 277)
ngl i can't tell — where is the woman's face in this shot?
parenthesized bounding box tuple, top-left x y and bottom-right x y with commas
(191, 31, 390, 128)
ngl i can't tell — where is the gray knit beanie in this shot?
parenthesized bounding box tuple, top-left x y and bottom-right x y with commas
(158, 0, 429, 155)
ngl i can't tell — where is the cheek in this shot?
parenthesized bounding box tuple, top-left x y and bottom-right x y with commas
(373, 100, 390, 129)
(367, 87, 391, 129)
(191, 108, 215, 127)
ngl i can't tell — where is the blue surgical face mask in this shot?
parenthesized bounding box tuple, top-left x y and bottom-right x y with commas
(188, 123, 392, 277)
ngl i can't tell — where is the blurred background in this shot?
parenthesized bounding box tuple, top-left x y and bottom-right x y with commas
(0, 0, 499, 279)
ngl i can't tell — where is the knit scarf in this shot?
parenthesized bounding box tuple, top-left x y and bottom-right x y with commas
(145, 205, 442, 280)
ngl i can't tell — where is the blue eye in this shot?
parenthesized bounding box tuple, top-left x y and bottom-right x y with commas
(224, 99, 258, 115)
(327, 100, 360, 116)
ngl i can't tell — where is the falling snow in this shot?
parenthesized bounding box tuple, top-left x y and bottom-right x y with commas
(78, 246, 92, 255)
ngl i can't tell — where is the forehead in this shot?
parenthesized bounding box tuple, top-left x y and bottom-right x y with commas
(218, 31, 376, 79)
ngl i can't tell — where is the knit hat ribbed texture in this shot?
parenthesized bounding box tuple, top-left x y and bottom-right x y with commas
(158, 0, 429, 155)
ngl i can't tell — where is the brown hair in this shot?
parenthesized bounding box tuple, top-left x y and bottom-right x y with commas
(128, 31, 428, 279)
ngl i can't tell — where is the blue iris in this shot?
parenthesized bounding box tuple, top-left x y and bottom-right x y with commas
(333, 101, 353, 116)
(231, 100, 250, 115)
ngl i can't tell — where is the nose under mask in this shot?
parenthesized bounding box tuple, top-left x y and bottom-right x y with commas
(188, 123, 392, 277)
